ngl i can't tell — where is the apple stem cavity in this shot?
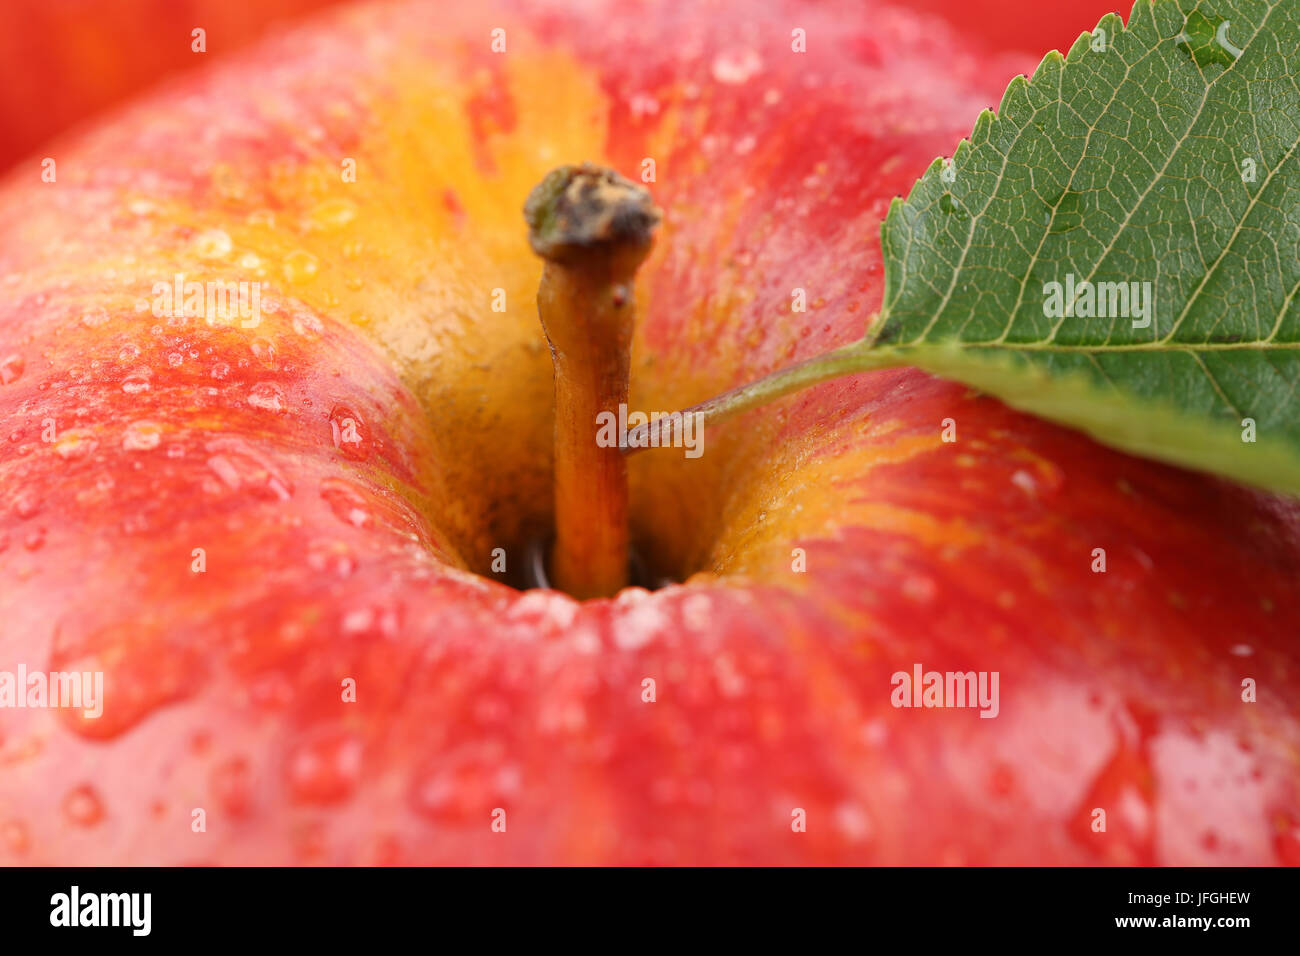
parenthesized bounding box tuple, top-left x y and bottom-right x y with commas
(620, 338, 902, 454)
(525, 163, 662, 599)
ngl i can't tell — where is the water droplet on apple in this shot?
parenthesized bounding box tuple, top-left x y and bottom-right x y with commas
(81, 307, 110, 328)
(1070, 712, 1156, 863)
(711, 47, 762, 84)
(210, 361, 231, 380)
(282, 250, 320, 284)
(122, 420, 163, 451)
(0, 353, 24, 384)
(306, 540, 358, 578)
(1009, 469, 1037, 496)
(291, 309, 325, 339)
(833, 802, 873, 843)
(12, 489, 40, 519)
(249, 337, 277, 368)
(1013, 457, 1064, 500)
(409, 754, 515, 824)
(286, 732, 364, 805)
(339, 603, 402, 639)
(612, 590, 667, 650)
(628, 92, 660, 118)
(204, 437, 294, 501)
(121, 367, 152, 394)
(167, 352, 184, 368)
(329, 405, 372, 461)
(307, 198, 358, 231)
(193, 229, 233, 259)
(319, 478, 375, 528)
(23, 528, 46, 551)
(53, 614, 207, 739)
(63, 784, 105, 827)
(248, 382, 287, 412)
(117, 343, 141, 362)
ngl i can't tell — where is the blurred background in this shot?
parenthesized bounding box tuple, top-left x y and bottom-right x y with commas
(1, 0, 1126, 174)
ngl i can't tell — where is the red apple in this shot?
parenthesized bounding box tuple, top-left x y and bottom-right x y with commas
(1, 0, 1298, 865)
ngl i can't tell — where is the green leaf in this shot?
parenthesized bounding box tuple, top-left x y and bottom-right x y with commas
(857, 0, 1300, 493)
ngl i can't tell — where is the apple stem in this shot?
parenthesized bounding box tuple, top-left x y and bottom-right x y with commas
(525, 164, 662, 599)
(621, 338, 903, 454)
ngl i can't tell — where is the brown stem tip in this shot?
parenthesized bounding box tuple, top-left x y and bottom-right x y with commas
(524, 164, 661, 599)
(525, 163, 661, 263)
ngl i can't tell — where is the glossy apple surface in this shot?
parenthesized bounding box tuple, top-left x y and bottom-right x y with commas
(0, 0, 1126, 174)
(0, 0, 348, 173)
(1, 0, 1297, 864)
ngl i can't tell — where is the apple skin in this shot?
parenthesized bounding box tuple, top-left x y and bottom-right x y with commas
(0, 0, 348, 174)
(1, 0, 1298, 865)
(0, 0, 1125, 175)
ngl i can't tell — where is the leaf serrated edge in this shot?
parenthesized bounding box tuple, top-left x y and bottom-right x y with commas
(865, 0, 1300, 493)
(878, 0, 1150, 275)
